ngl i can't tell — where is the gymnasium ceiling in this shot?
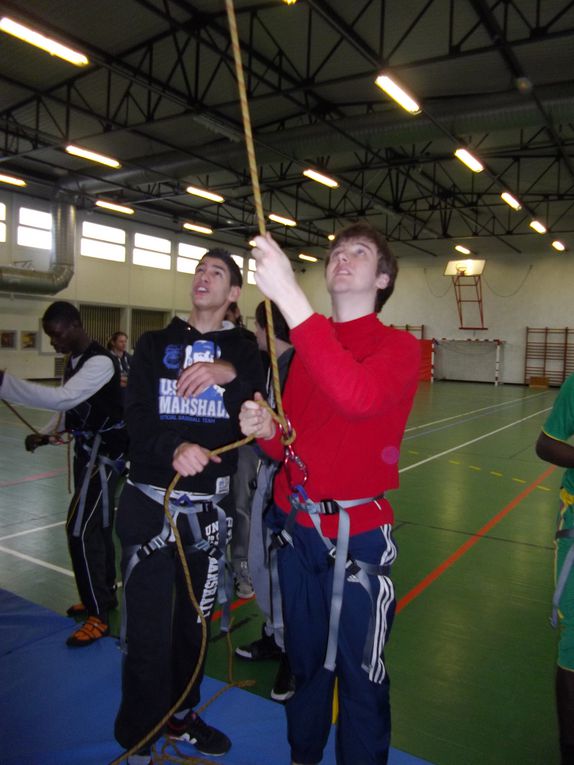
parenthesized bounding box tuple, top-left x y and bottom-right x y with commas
(1, 0, 574, 264)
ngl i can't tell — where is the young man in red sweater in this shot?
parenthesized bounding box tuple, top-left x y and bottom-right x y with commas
(240, 223, 420, 765)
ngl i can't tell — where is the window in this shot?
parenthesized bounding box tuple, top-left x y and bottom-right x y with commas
(247, 257, 257, 285)
(133, 231, 171, 270)
(177, 242, 207, 274)
(17, 206, 52, 250)
(81, 220, 126, 262)
(0, 202, 5, 243)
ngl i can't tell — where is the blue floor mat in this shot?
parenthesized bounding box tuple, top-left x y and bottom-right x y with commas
(0, 589, 433, 765)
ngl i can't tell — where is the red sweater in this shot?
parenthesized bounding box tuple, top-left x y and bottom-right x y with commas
(259, 312, 420, 536)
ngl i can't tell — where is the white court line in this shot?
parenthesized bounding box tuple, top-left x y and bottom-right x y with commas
(0, 544, 73, 576)
(0, 405, 553, 577)
(400, 407, 551, 474)
(405, 390, 550, 433)
(0, 521, 65, 542)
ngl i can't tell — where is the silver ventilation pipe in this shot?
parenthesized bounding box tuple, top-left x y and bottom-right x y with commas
(0, 202, 75, 295)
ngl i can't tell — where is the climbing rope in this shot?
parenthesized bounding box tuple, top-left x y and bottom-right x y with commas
(225, 0, 291, 437)
(111, 2, 301, 758)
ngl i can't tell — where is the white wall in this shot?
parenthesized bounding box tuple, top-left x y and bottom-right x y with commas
(0, 192, 264, 378)
(296, 250, 574, 384)
(1, 189, 572, 384)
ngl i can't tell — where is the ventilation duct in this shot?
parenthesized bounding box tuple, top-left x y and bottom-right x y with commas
(0, 202, 75, 295)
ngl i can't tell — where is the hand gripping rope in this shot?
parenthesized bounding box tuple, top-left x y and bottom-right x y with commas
(2, 399, 74, 492)
(109, 2, 299, 762)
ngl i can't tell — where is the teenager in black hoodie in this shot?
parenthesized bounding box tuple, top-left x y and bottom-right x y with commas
(114, 249, 264, 763)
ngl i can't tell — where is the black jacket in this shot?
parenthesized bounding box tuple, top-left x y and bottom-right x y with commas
(126, 317, 265, 492)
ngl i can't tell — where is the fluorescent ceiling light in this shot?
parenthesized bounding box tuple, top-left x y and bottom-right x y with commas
(454, 244, 472, 255)
(454, 148, 484, 173)
(500, 191, 522, 211)
(0, 172, 26, 187)
(529, 219, 547, 234)
(444, 259, 486, 276)
(183, 222, 213, 235)
(66, 145, 120, 168)
(374, 74, 421, 115)
(0, 17, 89, 66)
(268, 213, 297, 227)
(302, 169, 339, 189)
(186, 185, 224, 203)
(95, 200, 134, 215)
(299, 253, 318, 263)
(552, 240, 566, 252)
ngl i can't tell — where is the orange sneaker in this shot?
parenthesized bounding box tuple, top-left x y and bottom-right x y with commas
(66, 616, 109, 647)
(66, 602, 87, 617)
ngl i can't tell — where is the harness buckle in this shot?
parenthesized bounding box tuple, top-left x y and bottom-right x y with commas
(327, 547, 361, 577)
(139, 536, 168, 559)
(270, 529, 292, 550)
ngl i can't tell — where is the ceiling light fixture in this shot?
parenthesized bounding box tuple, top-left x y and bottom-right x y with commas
(529, 219, 547, 234)
(454, 148, 484, 173)
(0, 17, 89, 66)
(0, 172, 26, 187)
(282, 0, 298, 5)
(327, 234, 336, 241)
(248, 239, 257, 247)
(552, 240, 566, 252)
(500, 191, 522, 211)
(454, 244, 472, 255)
(186, 185, 224, 203)
(66, 145, 120, 168)
(95, 200, 134, 215)
(268, 213, 297, 227)
(302, 169, 339, 188)
(374, 73, 421, 115)
(183, 222, 213, 235)
(299, 253, 318, 263)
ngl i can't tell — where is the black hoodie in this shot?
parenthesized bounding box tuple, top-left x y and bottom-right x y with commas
(126, 316, 264, 493)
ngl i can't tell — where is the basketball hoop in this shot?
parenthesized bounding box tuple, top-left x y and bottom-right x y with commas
(456, 266, 467, 276)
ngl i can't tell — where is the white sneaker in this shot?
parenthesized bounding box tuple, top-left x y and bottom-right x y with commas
(235, 561, 254, 599)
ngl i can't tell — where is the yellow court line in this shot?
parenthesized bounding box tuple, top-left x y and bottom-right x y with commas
(469, 465, 481, 471)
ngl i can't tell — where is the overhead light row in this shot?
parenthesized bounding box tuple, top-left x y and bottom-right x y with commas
(374, 71, 567, 251)
(2, 12, 565, 255)
(0, 16, 89, 66)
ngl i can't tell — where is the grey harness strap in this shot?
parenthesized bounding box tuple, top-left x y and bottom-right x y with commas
(271, 492, 389, 674)
(552, 527, 574, 628)
(72, 433, 103, 537)
(71, 426, 127, 535)
(120, 480, 230, 651)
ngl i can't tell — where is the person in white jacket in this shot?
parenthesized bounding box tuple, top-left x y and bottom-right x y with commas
(1, 300, 127, 647)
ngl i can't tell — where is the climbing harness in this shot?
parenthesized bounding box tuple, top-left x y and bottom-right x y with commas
(120, 480, 232, 650)
(551, 488, 574, 628)
(70, 424, 126, 537)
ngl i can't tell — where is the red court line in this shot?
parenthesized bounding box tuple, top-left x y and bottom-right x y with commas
(212, 596, 255, 623)
(0, 468, 67, 488)
(396, 464, 556, 614)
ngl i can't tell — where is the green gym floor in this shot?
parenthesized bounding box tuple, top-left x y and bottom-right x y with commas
(0, 381, 562, 764)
